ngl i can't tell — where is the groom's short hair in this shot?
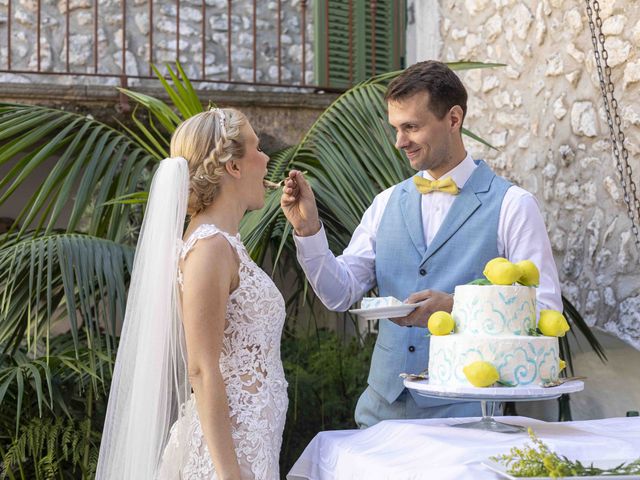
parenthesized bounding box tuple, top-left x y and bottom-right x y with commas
(385, 60, 468, 124)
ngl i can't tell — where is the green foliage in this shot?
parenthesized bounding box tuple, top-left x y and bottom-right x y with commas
(1, 416, 99, 480)
(279, 330, 374, 475)
(0, 331, 113, 479)
(0, 104, 154, 239)
(491, 428, 640, 477)
(117, 63, 204, 160)
(0, 63, 200, 435)
(0, 63, 207, 479)
(0, 231, 133, 362)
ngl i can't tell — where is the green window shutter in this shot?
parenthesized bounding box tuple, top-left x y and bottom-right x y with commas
(315, 0, 405, 90)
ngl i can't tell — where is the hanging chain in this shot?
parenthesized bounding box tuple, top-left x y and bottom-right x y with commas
(585, 0, 640, 251)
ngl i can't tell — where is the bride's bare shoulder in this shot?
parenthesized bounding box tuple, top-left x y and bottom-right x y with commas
(180, 230, 240, 292)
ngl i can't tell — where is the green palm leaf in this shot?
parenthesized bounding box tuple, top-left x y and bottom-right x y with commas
(0, 330, 115, 435)
(0, 104, 156, 240)
(0, 351, 53, 435)
(0, 63, 200, 366)
(560, 296, 607, 371)
(117, 62, 206, 160)
(0, 233, 133, 359)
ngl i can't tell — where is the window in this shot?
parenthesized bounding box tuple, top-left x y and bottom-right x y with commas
(314, 0, 406, 89)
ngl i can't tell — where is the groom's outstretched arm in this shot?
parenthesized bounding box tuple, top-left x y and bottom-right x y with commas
(281, 170, 381, 311)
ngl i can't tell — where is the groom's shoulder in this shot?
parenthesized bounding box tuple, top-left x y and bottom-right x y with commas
(366, 183, 398, 214)
(368, 173, 420, 212)
(374, 182, 401, 202)
(371, 176, 414, 204)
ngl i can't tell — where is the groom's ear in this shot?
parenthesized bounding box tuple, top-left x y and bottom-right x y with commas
(225, 160, 242, 179)
(449, 105, 464, 131)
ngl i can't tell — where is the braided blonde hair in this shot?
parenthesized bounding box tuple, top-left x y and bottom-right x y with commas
(170, 108, 247, 216)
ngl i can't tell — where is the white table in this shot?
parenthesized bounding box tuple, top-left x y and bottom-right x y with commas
(287, 416, 640, 480)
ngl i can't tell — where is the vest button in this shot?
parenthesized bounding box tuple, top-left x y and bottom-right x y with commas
(419, 268, 426, 276)
(408, 345, 415, 352)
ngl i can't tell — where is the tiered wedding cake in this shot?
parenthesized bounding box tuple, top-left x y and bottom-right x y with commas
(428, 260, 565, 388)
(428, 285, 560, 387)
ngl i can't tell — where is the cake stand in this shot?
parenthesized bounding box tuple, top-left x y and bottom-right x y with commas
(403, 378, 584, 434)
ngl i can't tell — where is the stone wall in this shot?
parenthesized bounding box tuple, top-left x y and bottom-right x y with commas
(0, 0, 314, 89)
(430, 0, 640, 349)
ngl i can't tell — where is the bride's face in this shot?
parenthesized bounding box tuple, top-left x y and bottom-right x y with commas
(237, 122, 270, 211)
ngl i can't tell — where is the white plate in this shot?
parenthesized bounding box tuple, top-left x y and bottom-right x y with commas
(482, 459, 640, 479)
(404, 379, 584, 401)
(349, 300, 426, 320)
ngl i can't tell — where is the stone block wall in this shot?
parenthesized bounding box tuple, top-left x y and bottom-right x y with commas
(0, 0, 314, 89)
(436, 0, 640, 348)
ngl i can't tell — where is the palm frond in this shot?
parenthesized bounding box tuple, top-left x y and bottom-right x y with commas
(0, 63, 207, 371)
(0, 331, 115, 435)
(0, 232, 134, 358)
(266, 146, 296, 184)
(0, 351, 54, 435)
(447, 61, 506, 71)
(102, 191, 149, 206)
(0, 104, 156, 239)
(117, 62, 206, 162)
(461, 127, 498, 150)
(561, 295, 607, 371)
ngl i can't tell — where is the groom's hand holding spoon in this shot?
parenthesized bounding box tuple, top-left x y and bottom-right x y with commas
(280, 170, 321, 237)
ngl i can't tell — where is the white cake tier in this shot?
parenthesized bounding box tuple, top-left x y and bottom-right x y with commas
(429, 334, 560, 387)
(452, 285, 536, 336)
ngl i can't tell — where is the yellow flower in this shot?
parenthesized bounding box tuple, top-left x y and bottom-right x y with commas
(559, 359, 566, 372)
(428, 311, 455, 336)
(463, 361, 500, 387)
(516, 260, 540, 287)
(483, 257, 522, 285)
(538, 310, 570, 337)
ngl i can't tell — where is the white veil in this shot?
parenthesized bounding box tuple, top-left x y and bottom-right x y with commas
(96, 157, 190, 479)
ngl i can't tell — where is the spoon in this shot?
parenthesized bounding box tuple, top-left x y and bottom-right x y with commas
(263, 171, 309, 190)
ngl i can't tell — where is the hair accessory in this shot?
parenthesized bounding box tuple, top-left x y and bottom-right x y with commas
(211, 107, 227, 137)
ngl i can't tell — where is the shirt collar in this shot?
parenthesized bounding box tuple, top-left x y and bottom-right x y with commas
(421, 153, 476, 187)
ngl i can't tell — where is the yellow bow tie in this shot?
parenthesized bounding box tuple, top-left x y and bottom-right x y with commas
(413, 175, 459, 195)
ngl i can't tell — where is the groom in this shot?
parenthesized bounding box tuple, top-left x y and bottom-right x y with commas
(280, 60, 562, 428)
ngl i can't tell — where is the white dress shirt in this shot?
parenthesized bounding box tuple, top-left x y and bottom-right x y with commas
(294, 154, 563, 313)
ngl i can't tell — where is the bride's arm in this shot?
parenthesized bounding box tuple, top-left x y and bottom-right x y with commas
(180, 235, 242, 480)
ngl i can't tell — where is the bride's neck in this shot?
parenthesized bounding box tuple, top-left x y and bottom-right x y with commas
(192, 194, 245, 236)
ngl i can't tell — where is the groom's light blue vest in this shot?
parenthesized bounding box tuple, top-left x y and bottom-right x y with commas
(370, 160, 512, 404)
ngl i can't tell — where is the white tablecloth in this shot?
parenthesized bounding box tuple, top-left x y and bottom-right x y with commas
(286, 416, 640, 480)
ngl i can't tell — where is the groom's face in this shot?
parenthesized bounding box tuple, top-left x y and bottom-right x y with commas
(387, 91, 454, 177)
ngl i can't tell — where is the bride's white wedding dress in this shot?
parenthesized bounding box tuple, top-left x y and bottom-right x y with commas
(157, 224, 288, 480)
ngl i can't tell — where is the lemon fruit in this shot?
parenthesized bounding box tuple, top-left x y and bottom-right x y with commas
(538, 310, 570, 337)
(428, 311, 455, 336)
(483, 257, 522, 285)
(516, 260, 540, 287)
(559, 359, 566, 372)
(463, 361, 500, 387)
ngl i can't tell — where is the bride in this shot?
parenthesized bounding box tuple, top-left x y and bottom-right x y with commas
(95, 108, 288, 479)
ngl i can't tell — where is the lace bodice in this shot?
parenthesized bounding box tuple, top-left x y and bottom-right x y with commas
(158, 224, 288, 480)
